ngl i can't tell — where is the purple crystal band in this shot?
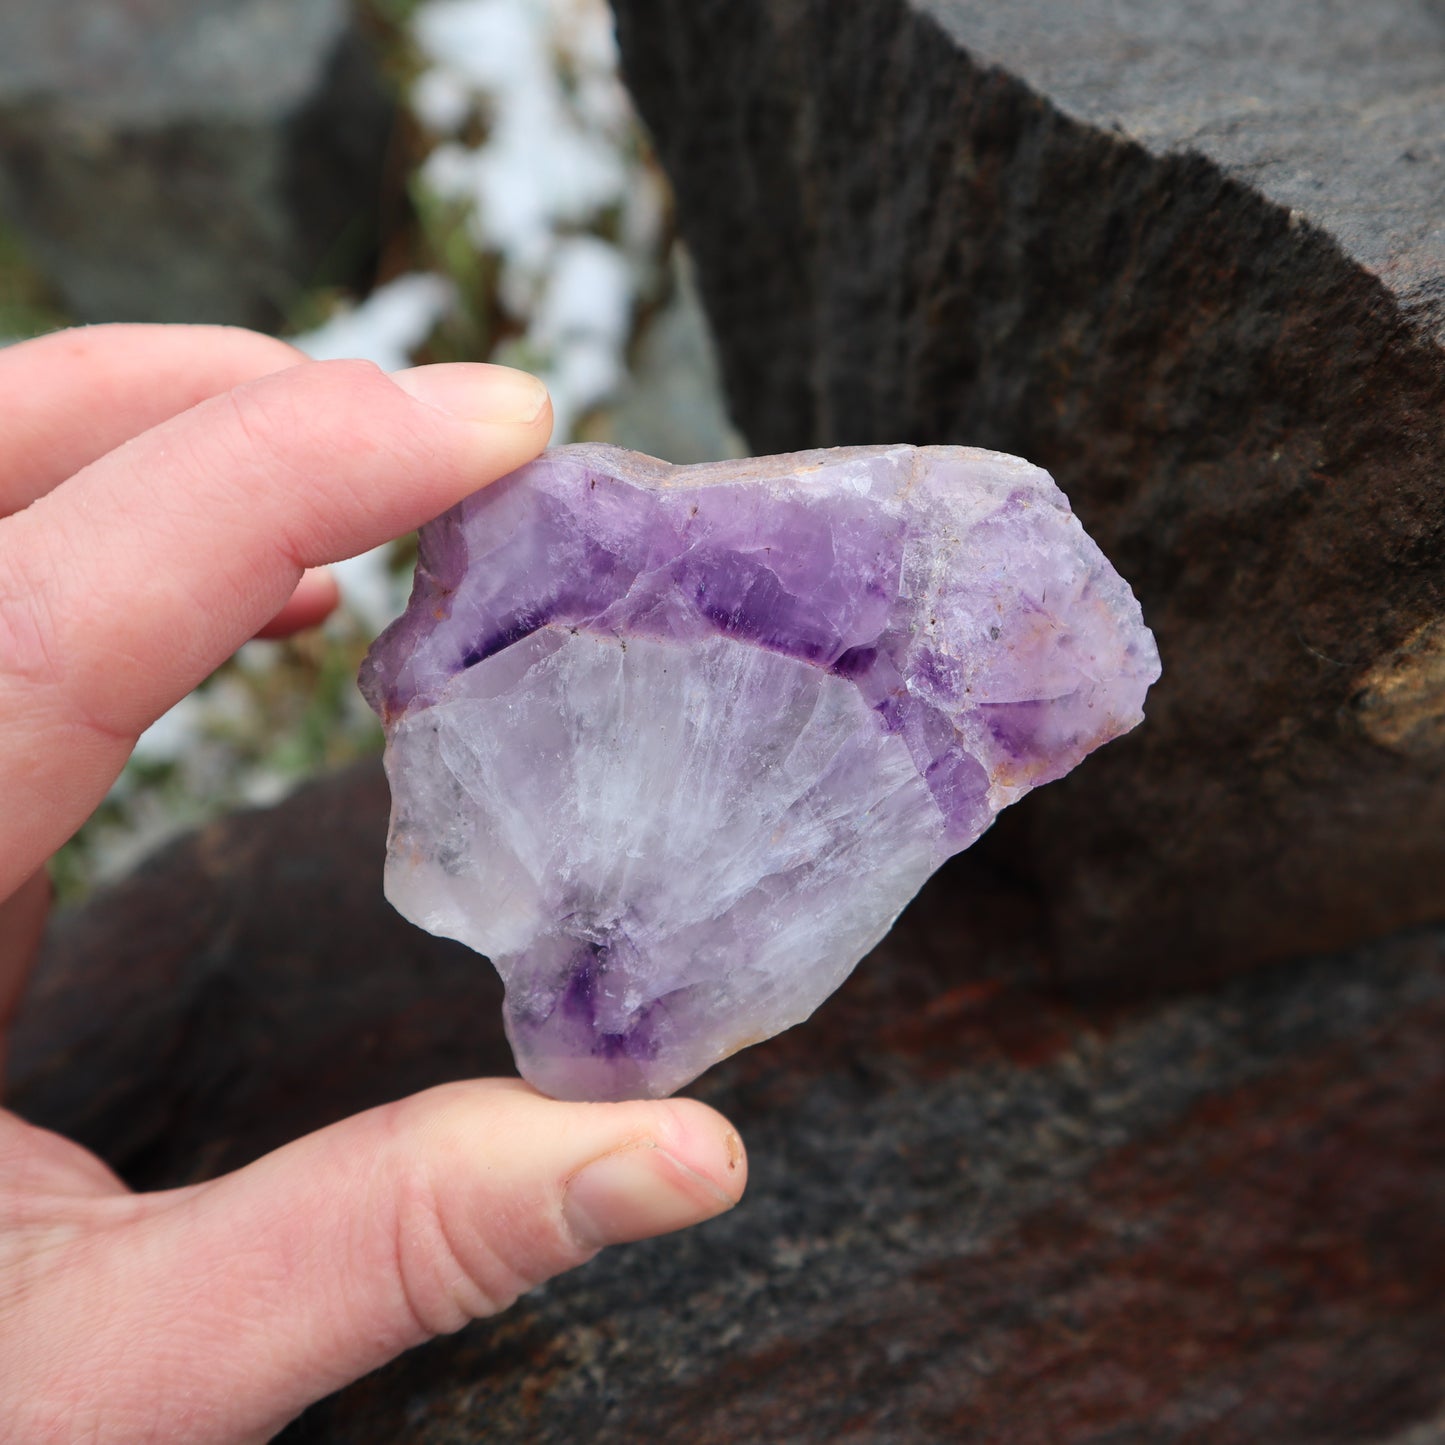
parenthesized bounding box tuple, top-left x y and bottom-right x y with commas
(362, 444, 1157, 845)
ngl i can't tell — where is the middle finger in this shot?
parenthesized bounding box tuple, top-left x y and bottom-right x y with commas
(0, 324, 302, 519)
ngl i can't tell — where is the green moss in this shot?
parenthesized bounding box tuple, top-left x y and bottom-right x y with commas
(0, 222, 68, 341)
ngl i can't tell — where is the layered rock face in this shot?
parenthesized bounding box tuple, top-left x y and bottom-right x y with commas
(362, 443, 1157, 1097)
(608, 0, 1445, 984)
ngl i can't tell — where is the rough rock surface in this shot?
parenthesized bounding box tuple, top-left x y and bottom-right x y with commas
(608, 0, 1445, 985)
(363, 442, 1157, 1099)
(8, 764, 1445, 1443)
(0, 0, 393, 328)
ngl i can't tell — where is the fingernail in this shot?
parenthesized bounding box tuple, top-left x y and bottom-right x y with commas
(563, 1142, 738, 1249)
(391, 362, 550, 426)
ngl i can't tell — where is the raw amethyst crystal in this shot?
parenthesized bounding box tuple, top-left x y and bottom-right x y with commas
(361, 444, 1160, 1100)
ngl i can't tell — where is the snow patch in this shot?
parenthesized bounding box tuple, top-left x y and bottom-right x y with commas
(294, 273, 457, 374)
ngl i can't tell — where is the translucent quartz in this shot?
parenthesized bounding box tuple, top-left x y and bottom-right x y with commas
(361, 444, 1160, 1099)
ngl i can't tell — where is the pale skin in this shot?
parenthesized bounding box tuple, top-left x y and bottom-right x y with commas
(0, 325, 748, 1444)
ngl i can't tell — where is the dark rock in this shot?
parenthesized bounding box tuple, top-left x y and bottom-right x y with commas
(9, 763, 1445, 1442)
(0, 0, 395, 329)
(608, 0, 1445, 987)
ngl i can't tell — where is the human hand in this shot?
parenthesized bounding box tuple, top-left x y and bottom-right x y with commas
(0, 326, 747, 1444)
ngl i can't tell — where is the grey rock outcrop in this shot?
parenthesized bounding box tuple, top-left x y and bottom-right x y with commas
(609, 0, 1445, 988)
(0, 0, 394, 328)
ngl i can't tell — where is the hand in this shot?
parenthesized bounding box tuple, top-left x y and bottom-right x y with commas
(0, 326, 747, 1444)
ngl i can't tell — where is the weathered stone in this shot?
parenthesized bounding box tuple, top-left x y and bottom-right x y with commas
(607, 0, 1445, 985)
(9, 765, 1445, 1443)
(0, 0, 394, 328)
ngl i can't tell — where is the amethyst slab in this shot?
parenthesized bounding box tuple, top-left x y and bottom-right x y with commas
(361, 443, 1159, 1100)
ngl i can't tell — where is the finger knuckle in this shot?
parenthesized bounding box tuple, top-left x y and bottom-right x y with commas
(0, 538, 63, 690)
(387, 1162, 529, 1338)
(216, 360, 396, 553)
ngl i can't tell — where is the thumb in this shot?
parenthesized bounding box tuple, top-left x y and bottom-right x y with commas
(12, 1080, 746, 1443)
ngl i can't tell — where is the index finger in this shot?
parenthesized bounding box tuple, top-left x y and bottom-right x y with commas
(0, 359, 552, 900)
(0, 325, 302, 517)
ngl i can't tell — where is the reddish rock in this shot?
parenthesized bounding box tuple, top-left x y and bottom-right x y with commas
(7, 763, 1443, 1442)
